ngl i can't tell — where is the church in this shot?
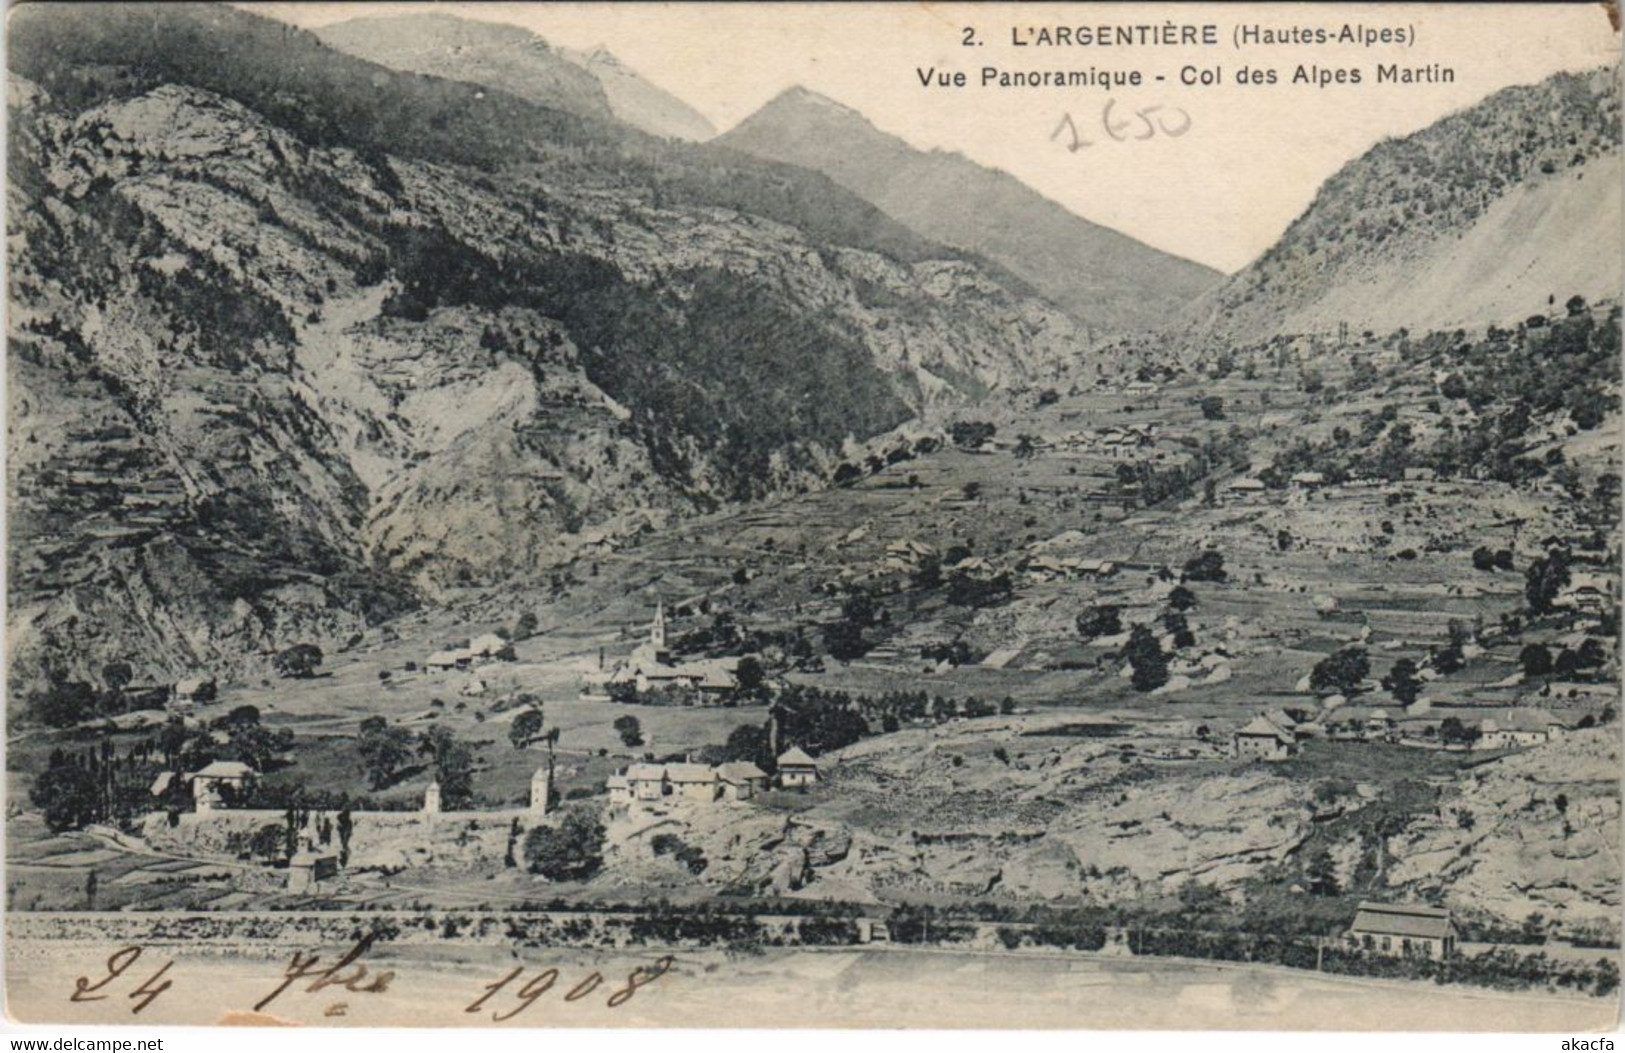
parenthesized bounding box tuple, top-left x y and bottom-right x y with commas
(587, 601, 744, 700)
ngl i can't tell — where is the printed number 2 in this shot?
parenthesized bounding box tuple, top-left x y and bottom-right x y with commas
(962, 27, 977, 46)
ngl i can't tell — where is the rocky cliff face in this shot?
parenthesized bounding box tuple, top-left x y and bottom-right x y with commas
(718, 87, 1223, 335)
(1185, 67, 1622, 345)
(6, 3, 1087, 693)
(1389, 729, 1621, 928)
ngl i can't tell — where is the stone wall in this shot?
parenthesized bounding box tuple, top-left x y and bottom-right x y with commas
(139, 806, 539, 870)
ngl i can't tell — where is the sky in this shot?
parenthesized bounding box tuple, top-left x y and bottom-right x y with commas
(245, 3, 1619, 273)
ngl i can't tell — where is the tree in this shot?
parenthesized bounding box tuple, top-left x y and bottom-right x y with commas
(249, 822, 287, 863)
(1198, 396, 1225, 421)
(1525, 551, 1572, 614)
(1013, 434, 1039, 460)
(1432, 620, 1470, 675)
(101, 661, 134, 694)
(946, 571, 1012, 608)
(1381, 658, 1423, 705)
(226, 722, 293, 772)
(1311, 646, 1370, 696)
(509, 709, 545, 749)
(950, 420, 996, 449)
(911, 554, 943, 590)
(1182, 550, 1227, 583)
(734, 656, 767, 701)
(1519, 643, 1554, 678)
(273, 643, 324, 679)
(613, 715, 644, 748)
(221, 704, 261, 727)
(31, 762, 99, 832)
(1305, 847, 1340, 896)
(1076, 605, 1123, 640)
(721, 723, 773, 769)
(513, 611, 539, 639)
(418, 726, 474, 807)
(30, 680, 96, 728)
(1440, 716, 1481, 748)
(1161, 611, 1196, 650)
(824, 622, 868, 663)
(841, 589, 878, 627)
(1125, 625, 1169, 692)
(1167, 585, 1198, 611)
(357, 716, 416, 791)
(524, 806, 605, 880)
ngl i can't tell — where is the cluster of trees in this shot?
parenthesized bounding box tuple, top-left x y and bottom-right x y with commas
(26, 660, 172, 728)
(824, 588, 885, 663)
(523, 805, 605, 881)
(829, 436, 931, 488)
(356, 718, 476, 806)
(949, 421, 997, 449)
(1114, 431, 1248, 508)
(709, 686, 1014, 771)
(1311, 646, 1370, 696)
(272, 643, 324, 679)
(1270, 311, 1620, 490)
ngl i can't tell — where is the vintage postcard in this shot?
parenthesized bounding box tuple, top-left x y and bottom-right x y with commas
(4, 0, 1622, 1033)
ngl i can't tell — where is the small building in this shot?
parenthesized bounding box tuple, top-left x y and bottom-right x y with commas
(286, 849, 340, 894)
(777, 746, 820, 788)
(1228, 478, 1266, 494)
(1346, 902, 1456, 960)
(189, 760, 257, 814)
(624, 762, 668, 802)
(606, 772, 632, 806)
(172, 676, 217, 707)
(717, 761, 768, 801)
(1232, 714, 1297, 761)
(665, 763, 721, 803)
(426, 649, 470, 671)
(468, 633, 509, 659)
(1475, 708, 1559, 750)
(1290, 471, 1325, 489)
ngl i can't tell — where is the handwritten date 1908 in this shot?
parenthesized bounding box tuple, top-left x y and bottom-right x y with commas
(466, 955, 676, 1021)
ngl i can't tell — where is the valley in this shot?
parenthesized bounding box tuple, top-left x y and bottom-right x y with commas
(3, 1, 1620, 1018)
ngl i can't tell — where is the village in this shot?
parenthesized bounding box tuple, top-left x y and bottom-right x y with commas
(7, 310, 1619, 1003)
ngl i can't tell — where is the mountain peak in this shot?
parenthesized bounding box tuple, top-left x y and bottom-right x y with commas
(720, 90, 1221, 334)
(755, 86, 873, 125)
(315, 12, 614, 122)
(559, 45, 716, 141)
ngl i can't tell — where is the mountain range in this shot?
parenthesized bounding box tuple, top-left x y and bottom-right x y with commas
(1185, 68, 1622, 346)
(5, 2, 1086, 689)
(312, 14, 715, 141)
(717, 87, 1223, 335)
(6, 1, 1618, 695)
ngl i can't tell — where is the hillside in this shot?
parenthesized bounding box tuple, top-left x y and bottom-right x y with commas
(717, 87, 1223, 335)
(561, 45, 716, 141)
(312, 13, 616, 123)
(1188, 67, 1623, 345)
(4, 3, 1087, 691)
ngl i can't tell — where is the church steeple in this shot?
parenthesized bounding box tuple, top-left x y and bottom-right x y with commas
(651, 600, 667, 651)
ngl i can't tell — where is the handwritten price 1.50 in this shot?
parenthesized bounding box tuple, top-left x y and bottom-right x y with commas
(1052, 99, 1191, 152)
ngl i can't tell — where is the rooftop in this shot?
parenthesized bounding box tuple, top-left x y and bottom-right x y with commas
(1349, 902, 1454, 940)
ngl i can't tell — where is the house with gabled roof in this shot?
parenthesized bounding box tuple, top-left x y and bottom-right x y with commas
(1232, 713, 1297, 761)
(777, 746, 820, 788)
(1346, 901, 1456, 960)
